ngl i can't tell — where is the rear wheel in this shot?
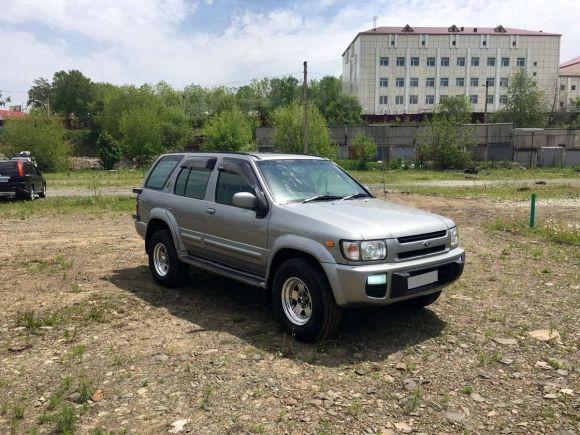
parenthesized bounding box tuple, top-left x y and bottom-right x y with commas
(272, 258, 343, 343)
(38, 183, 47, 198)
(148, 230, 189, 288)
(26, 184, 35, 201)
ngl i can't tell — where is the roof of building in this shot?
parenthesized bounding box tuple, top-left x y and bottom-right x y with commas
(360, 25, 560, 36)
(0, 109, 26, 120)
(560, 56, 580, 69)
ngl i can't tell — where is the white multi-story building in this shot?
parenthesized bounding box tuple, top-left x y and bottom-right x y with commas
(342, 25, 561, 116)
(559, 57, 580, 109)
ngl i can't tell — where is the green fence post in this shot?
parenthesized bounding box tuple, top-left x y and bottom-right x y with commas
(529, 193, 536, 228)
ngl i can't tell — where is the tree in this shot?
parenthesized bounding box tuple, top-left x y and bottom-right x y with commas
(96, 131, 122, 170)
(325, 94, 362, 125)
(269, 76, 300, 109)
(51, 70, 95, 117)
(495, 68, 547, 127)
(119, 106, 164, 165)
(0, 90, 11, 107)
(0, 114, 70, 171)
(419, 95, 475, 169)
(271, 102, 335, 159)
(27, 78, 53, 110)
(351, 133, 377, 168)
(202, 109, 254, 152)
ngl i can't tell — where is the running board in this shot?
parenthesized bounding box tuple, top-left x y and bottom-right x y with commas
(180, 254, 267, 289)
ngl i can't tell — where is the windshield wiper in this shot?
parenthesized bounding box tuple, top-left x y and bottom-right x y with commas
(340, 193, 371, 201)
(302, 194, 345, 204)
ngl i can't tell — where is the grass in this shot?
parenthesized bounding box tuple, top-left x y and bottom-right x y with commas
(487, 217, 580, 246)
(198, 385, 214, 410)
(45, 169, 144, 189)
(0, 195, 134, 219)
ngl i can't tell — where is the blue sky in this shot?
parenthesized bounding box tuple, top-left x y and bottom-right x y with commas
(1, 0, 578, 107)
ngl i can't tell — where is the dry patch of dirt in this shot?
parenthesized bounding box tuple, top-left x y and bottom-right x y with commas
(0, 195, 578, 434)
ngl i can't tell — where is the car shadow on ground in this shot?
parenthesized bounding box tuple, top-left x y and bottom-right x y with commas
(109, 265, 446, 367)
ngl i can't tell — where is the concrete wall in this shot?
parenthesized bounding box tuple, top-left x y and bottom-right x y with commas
(512, 128, 580, 166)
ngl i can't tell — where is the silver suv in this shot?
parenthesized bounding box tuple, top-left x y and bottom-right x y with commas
(133, 153, 464, 342)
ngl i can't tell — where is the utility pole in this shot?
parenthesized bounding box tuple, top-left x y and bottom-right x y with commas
(303, 61, 308, 154)
(47, 97, 50, 116)
(483, 80, 490, 124)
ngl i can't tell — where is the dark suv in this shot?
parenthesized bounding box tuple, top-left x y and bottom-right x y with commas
(0, 159, 46, 200)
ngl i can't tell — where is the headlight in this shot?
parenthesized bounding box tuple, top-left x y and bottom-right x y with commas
(450, 227, 459, 248)
(341, 240, 387, 261)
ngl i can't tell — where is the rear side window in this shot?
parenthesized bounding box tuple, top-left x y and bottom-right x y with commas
(145, 155, 183, 190)
(0, 162, 18, 176)
(175, 168, 212, 199)
(24, 162, 36, 175)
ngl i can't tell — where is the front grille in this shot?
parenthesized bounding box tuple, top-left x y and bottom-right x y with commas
(398, 245, 446, 259)
(398, 230, 447, 244)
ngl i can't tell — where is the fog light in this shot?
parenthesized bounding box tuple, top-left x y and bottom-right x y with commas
(367, 274, 387, 285)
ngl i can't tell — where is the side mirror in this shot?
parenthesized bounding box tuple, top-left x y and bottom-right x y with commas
(232, 192, 257, 210)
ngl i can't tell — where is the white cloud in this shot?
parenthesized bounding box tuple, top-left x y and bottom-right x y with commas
(0, 0, 577, 106)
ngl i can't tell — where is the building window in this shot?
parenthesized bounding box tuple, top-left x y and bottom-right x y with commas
(517, 57, 525, 67)
(396, 57, 405, 66)
(560, 84, 566, 91)
(441, 57, 450, 66)
(470, 77, 479, 87)
(533, 72, 537, 76)
(486, 77, 495, 87)
(500, 78, 509, 87)
(410, 77, 419, 87)
(409, 95, 418, 104)
(426, 95, 435, 105)
(470, 95, 478, 104)
(533, 61, 537, 67)
(396, 77, 405, 87)
(426, 78, 435, 87)
(380, 78, 388, 87)
(410, 57, 419, 66)
(500, 95, 507, 104)
(482, 40, 486, 46)
(486, 95, 494, 104)
(391, 40, 395, 46)
(457, 57, 465, 66)
(560, 101, 564, 107)
(440, 78, 449, 87)
(487, 57, 496, 66)
(380, 57, 389, 66)
(471, 57, 480, 66)
(379, 96, 388, 104)
(427, 57, 435, 66)
(572, 85, 577, 90)
(396, 95, 404, 105)
(501, 57, 510, 66)
(456, 77, 465, 87)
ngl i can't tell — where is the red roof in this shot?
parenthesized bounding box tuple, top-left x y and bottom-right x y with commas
(560, 56, 580, 69)
(0, 110, 26, 119)
(361, 26, 560, 36)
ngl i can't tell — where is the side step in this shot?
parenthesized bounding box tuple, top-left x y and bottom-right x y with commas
(180, 254, 267, 289)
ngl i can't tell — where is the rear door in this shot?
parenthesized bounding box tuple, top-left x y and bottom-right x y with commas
(23, 162, 41, 189)
(203, 158, 269, 276)
(0, 162, 17, 184)
(170, 157, 216, 257)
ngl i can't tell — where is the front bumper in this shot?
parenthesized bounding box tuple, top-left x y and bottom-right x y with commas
(322, 248, 465, 306)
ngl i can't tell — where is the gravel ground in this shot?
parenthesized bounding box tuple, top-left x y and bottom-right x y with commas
(0, 194, 578, 434)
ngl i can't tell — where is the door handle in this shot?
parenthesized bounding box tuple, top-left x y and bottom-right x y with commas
(206, 208, 215, 215)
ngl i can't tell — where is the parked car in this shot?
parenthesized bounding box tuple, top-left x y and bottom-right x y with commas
(0, 159, 46, 200)
(133, 153, 464, 341)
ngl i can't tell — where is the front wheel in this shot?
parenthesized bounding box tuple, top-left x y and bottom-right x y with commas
(272, 258, 343, 343)
(148, 230, 189, 288)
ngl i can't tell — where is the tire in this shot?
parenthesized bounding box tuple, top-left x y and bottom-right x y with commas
(272, 258, 343, 343)
(402, 291, 442, 310)
(147, 230, 189, 288)
(25, 184, 35, 201)
(38, 183, 47, 199)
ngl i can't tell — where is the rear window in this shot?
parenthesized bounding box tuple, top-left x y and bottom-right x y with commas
(144, 155, 183, 190)
(0, 161, 18, 176)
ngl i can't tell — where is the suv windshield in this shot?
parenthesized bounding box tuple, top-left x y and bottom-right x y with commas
(257, 159, 368, 204)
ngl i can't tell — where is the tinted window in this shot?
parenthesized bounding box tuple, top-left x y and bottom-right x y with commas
(145, 155, 183, 190)
(24, 162, 36, 175)
(174, 167, 212, 199)
(216, 169, 255, 206)
(0, 161, 18, 176)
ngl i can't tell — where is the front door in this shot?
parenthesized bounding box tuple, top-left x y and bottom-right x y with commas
(203, 158, 269, 276)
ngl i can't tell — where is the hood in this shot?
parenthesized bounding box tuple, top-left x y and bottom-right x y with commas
(283, 198, 454, 239)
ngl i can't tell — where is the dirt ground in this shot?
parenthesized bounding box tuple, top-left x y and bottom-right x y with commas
(0, 194, 578, 434)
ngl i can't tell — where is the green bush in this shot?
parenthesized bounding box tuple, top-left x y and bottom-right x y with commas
(96, 131, 122, 170)
(0, 114, 70, 172)
(351, 133, 377, 169)
(201, 109, 254, 152)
